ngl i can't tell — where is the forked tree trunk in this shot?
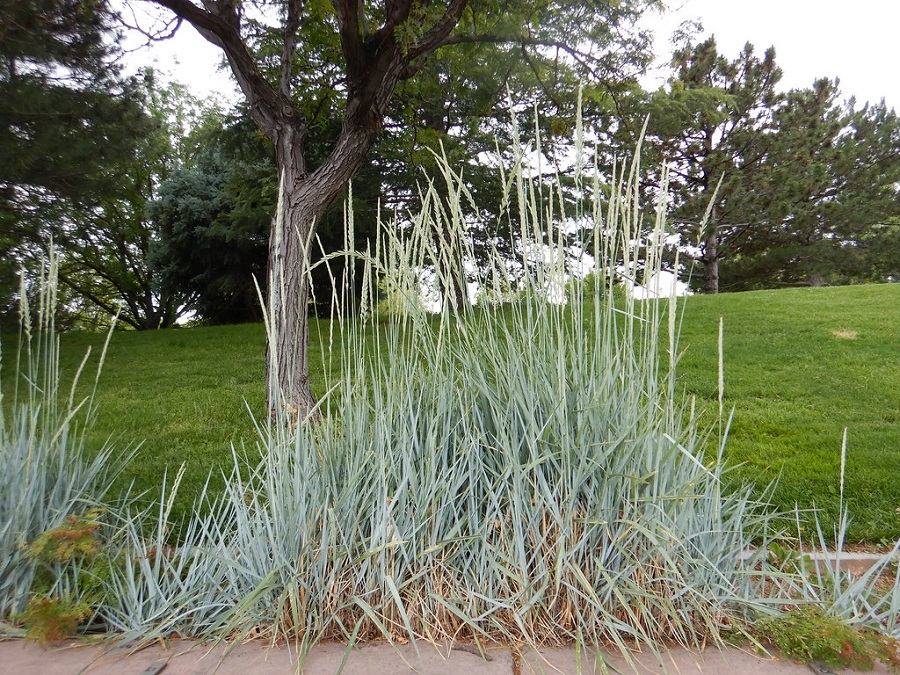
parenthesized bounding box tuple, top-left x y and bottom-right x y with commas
(146, 0, 470, 421)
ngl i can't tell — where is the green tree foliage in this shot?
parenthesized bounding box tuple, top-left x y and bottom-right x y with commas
(142, 0, 660, 416)
(829, 104, 900, 284)
(148, 110, 273, 325)
(616, 36, 782, 293)
(50, 77, 208, 329)
(147, 107, 381, 324)
(0, 0, 144, 203)
(723, 90, 900, 289)
(377, 2, 656, 303)
(193, 1, 656, 310)
(35, 76, 216, 330)
(0, 0, 150, 324)
(621, 37, 900, 292)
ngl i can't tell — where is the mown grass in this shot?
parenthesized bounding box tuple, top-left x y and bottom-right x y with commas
(8, 282, 897, 541)
(677, 283, 900, 542)
(61, 323, 271, 510)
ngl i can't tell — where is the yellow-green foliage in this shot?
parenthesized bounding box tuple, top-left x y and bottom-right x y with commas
(21, 508, 111, 641)
(26, 509, 104, 563)
(20, 594, 91, 643)
(754, 606, 900, 671)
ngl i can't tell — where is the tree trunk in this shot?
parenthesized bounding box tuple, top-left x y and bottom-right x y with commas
(703, 233, 720, 294)
(145, 0, 469, 421)
(702, 203, 720, 294)
(266, 120, 379, 421)
(266, 177, 318, 422)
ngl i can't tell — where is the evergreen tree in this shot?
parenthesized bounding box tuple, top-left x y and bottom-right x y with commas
(616, 36, 782, 293)
(619, 37, 900, 292)
(148, 109, 273, 325)
(721, 87, 900, 289)
(0, 0, 154, 324)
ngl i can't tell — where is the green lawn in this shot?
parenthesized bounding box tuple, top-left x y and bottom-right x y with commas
(676, 284, 900, 542)
(27, 283, 900, 541)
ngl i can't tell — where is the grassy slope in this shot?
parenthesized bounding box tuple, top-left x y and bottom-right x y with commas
(676, 284, 900, 542)
(55, 323, 269, 509)
(36, 283, 900, 541)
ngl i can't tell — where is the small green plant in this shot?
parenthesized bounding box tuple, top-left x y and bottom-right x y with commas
(19, 594, 91, 643)
(0, 249, 136, 645)
(26, 509, 105, 563)
(755, 605, 900, 671)
(19, 507, 117, 641)
(767, 541, 814, 574)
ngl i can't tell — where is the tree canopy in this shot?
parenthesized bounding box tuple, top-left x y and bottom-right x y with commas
(134, 0, 659, 416)
(0, 0, 157, 325)
(4, 0, 897, 397)
(615, 36, 900, 292)
(148, 108, 274, 325)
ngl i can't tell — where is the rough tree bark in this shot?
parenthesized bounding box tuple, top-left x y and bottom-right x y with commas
(266, 116, 385, 417)
(702, 202, 720, 294)
(701, 227, 720, 294)
(700, 130, 720, 295)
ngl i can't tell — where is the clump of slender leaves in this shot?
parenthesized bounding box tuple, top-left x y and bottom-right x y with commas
(93, 114, 789, 663)
(10, 107, 896, 667)
(770, 501, 900, 639)
(0, 253, 124, 622)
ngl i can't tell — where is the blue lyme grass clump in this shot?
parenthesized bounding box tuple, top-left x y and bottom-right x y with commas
(2, 112, 897, 665)
(0, 256, 124, 623)
(94, 128, 788, 658)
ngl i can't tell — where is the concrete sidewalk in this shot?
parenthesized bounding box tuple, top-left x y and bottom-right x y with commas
(0, 638, 893, 674)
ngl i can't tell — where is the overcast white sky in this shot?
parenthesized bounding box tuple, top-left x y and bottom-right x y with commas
(642, 0, 899, 109)
(123, 0, 900, 111)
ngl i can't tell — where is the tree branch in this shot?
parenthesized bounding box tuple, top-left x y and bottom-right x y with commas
(146, 0, 297, 141)
(405, 0, 468, 64)
(406, 29, 608, 81)
(56, 268, 142, 329)
(333, 0, 366, 80)
(384, 0, 413, 30)
(280, 0, 304, 99)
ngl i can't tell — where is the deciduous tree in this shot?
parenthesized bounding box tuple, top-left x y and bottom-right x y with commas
(137, 0, 658, 418)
